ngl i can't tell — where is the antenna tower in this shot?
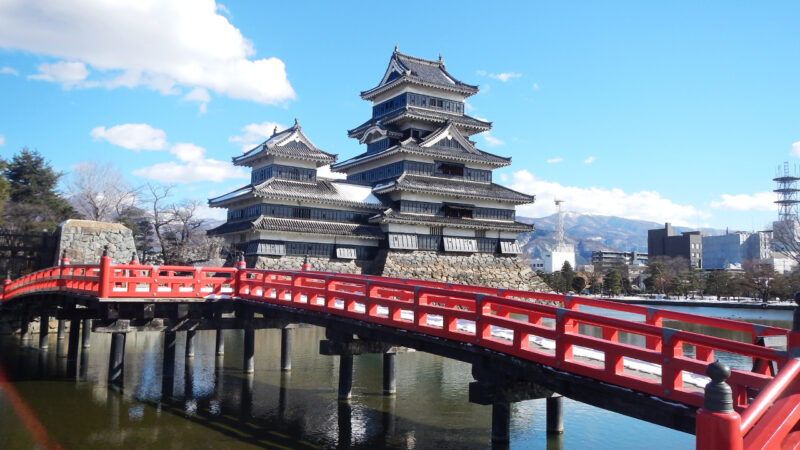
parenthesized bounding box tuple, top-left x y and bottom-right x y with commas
(774, 161, 800, 222)
(554, 199, 565, 248)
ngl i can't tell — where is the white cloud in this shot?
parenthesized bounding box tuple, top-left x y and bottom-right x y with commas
(710, 192, 775, 212)
(183, 87, 210, 113)
(90, 123, 168, 150)
(584, 156, 595, 164)
(481, 131, 504, 147)
(28, 61, 97, 88)
(508, 170, 709, 225)
(489, 72, 521, 82)
(0, 135, 5, 146)
(532, 82, 539, 90)
(228, 121, 286, 151)
(0, 0, 294, 106)
(133, 142, 247, 183)
(0, 66, 18, 75)
(547, 157, 563, 164)
(792, 142, 800, 158)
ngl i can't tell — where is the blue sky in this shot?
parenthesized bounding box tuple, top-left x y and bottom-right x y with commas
(1, 0, 798, 231)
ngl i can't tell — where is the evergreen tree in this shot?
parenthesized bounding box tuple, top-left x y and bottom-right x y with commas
(561, 261, 575, 293)
(3, 148, 77, 231)
(705, 270, 733, 300)
(604, 269, 623, 296)
(572, 276, 586, 293)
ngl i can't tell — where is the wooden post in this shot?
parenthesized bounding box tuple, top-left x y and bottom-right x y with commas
(82, 319, 92, 348)
(338, 354, 353, 400)
(98, 246, 112, 299)
(383, 351, 396, 395)
(39, 313, 49, 350)
(108, 332, 126, 385)
(547, 395, 564, 434)
(695, 361, 743, 450)
(162, 330, 176, 398)
(491, 402, 511, 443)
(185, 329, 196, 358)
(280, 328, 292, 371)
(215, 327, 225, 356)
(243, 328, 255, 374)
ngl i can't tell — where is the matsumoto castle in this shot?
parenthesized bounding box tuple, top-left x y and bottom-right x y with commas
(209, 49, 544, 290)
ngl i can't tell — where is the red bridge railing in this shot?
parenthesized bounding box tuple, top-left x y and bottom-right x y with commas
(1, 255, 799, 449)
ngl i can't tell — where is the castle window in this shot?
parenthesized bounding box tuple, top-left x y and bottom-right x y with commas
(435, 161, 464, 177)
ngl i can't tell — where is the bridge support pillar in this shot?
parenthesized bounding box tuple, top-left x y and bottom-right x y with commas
(67, 318, 80, 370)
(185, 329, 196, 358)
(338, 354, 353, 400)
(492, 402, 511, 442)
(82, 319, 92, 348)
(108, 332, 126, 385)
(39, 313, 49, 350)
(280, 328, 292, 371)
(162, 330, 176, 398)
(383, 351, 396, 395)
(547, 395, 564, 434)
(57, 319, 65, 340)
(20, 312, 31, 342)
(215, 327, 224, 356)
(243, 328, 255, 374)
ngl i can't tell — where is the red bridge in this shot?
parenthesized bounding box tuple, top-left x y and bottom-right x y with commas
(2, 253, 799, 449)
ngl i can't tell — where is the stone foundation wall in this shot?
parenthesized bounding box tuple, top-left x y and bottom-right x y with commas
(248, 255, 377, 275)
(55, 219, 137, 264)
(380, 251, 549, 291)
(247, 250, 548, 292)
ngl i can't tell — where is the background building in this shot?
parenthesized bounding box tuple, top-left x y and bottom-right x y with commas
(647, 223, 704, 268)
(702, 231, 772, 270)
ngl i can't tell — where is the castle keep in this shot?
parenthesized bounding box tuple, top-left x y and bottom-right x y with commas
(209, 49, 544, 290)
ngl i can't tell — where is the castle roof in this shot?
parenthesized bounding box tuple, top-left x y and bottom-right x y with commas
(372, 174, 534, 204)
(333, 128, 511, 172)
(209, 216, 385, 239)
(233, 119, 336, 167)
(209, 178, 385, 210)
(370, 209, 533, 233)
(348, 107, 491, 140)
(361, 49, 479, 101)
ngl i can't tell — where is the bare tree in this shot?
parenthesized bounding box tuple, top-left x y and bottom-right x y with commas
(144, 183, 175, 264)
(772, 220, 800, 265)
(67, 162, 139, 221)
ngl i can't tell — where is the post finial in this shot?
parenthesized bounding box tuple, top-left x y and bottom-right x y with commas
(130, 251, 138, 263)
(102, 245, 109, 257)
(793, 291, 800, 332)
(703, 360, 733, 413)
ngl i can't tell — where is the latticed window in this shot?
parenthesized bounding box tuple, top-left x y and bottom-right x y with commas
(429, 226, 443, 235)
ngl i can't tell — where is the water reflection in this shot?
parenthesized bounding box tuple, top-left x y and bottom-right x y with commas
(1, 306, 784, 449)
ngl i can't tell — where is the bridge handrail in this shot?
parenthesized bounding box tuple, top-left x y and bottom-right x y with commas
(739, 357, 800, 448)
(0, 261, 793, 415)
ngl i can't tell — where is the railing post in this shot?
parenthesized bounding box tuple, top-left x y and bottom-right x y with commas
(789, 291, 800, 358)
(234, 252, 246, 298)
(98, 246, 112, 298)
(696, 361, 743, 450)
(302, 254, 310, 272)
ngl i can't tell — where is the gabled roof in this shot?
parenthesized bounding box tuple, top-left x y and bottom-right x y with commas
(370, 209, 534, 233)
(233, 119, 337, 167)
(208, 216, 385, 239)
(372, 174, 534, 204)
(348, 107, 491, 140)
(333, 126, 511, 172)
(361, 48, 479, 101)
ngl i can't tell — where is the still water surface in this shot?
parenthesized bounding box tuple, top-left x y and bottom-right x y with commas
(0, 306, 791, 449)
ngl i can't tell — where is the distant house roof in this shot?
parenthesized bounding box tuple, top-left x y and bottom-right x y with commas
(370, 209, 533, 232)
(208, 216, 384, 240)
(233, 119, 337, 167)
(361, 49, 479, 100)
(372, 174, 534, 204)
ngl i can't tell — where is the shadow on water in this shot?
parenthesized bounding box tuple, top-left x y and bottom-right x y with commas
(0, 328, 505, 449)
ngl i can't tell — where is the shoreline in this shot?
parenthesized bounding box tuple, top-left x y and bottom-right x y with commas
(601, 297, 795, 310)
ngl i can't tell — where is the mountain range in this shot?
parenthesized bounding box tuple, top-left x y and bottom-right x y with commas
(517, 212, 723, 265)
